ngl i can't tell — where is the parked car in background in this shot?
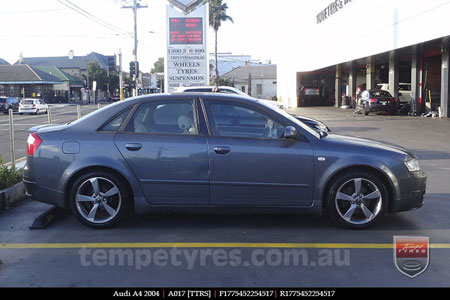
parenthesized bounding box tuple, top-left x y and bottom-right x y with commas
(175, 86, 285, 110)
(0, 97, 20, 114)
(292, 114, 331, 133)
(24, 93, 426, 230)
(358, 90, 397, 116)
(19, 98, 48, 115)
(376, 83, 412, 105)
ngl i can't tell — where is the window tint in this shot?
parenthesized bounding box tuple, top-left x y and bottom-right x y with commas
(100, 108, 131, 132)
(205, 101, 285, 139)
(125, 100, 197, 135)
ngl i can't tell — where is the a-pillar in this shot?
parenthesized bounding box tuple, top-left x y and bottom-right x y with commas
(335, 64, 342, 107)
(441, 37, 449, 118)
(366, 56, 375, 90)
(411, 45, 423, 115)
(388, 50, 399, 100)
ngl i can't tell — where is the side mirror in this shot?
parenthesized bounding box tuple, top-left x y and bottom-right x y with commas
(284, 126, 299, 140)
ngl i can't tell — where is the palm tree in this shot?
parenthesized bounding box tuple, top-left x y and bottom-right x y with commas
(205, 0, 233, 85)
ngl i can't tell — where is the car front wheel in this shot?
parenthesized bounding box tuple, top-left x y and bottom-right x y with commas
(326, 170, 388, 229)
(69, 171, 131, 228)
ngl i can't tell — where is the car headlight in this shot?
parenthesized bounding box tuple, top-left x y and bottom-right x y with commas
(405, 157, 421, 172)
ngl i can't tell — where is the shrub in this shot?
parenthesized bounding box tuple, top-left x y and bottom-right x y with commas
(0, 155, 23, 190)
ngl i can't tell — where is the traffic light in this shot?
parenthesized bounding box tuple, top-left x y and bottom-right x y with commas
(129, 61, 139, 76)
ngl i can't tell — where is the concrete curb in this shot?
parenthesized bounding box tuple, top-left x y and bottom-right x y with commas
(0, 182, 26, 210)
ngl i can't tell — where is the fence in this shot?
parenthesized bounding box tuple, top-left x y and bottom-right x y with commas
(1, 104, 104, 167)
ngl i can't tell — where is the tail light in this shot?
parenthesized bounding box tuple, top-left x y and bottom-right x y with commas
(370, 98, 377, 103)
(32, 104, 36, 107)
(27, 132, 42, 155)
(391, 98, 396, 102)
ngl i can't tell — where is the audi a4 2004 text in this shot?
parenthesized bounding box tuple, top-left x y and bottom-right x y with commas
(23, 93, 427, 229)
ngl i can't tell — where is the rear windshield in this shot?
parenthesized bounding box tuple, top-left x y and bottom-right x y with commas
(21, 100, 34, 104)
(0, 98, 5, 103)
(370, 91, 392, 98)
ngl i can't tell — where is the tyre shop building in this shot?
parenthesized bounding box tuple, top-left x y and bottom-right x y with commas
(276, 0, 450, 118)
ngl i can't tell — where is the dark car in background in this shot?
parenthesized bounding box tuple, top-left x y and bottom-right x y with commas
(24, 93, 426, 230)
(0, 97, 19, 114)
(359, 90, 397, 116)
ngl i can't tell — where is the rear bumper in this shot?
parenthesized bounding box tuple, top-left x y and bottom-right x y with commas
(369, 103, 396, 112)
(23, 179, 66, 208)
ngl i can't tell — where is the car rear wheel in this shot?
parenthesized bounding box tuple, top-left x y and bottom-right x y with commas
(326, 170, 388, 229)
(69, 171, 131, 228)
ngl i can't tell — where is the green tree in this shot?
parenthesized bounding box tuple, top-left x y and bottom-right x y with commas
(204, 0, 233, 85)
(87, 61, 108, 91)
(151, 57, 164, 73)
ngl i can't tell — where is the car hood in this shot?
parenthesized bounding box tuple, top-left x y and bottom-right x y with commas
(323, 133, 414, 157)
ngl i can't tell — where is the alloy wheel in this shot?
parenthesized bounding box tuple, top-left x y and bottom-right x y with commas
(75, 177, 122, 224)
(335, 178, 382, 225)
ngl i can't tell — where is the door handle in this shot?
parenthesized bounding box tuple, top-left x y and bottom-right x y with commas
(125, 143, 142, 151)
(214, 146, 231, 155)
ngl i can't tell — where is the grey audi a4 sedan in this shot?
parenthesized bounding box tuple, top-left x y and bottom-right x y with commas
(23, 93, 427, 229)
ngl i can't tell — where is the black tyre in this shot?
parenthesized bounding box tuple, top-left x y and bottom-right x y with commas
(69, 170, 132, 228)
(325, 170, 388, 229)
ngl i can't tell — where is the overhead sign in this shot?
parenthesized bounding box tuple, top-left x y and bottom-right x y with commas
(167, 0, 203, 14)
(316, 0, 352, 24)
(165, 2, 208, 92)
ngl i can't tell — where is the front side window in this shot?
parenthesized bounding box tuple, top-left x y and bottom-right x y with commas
(204, 101, 285, 139)
(125, 100, 198, 135)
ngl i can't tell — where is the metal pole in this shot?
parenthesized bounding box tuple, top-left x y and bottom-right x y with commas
(47, 106, 52, 124)
(119, 48, 123, 100)
(97, 103, 101, 110)
(77, 105, 81, 119)
(8, 109, 16, 168)
(133, 0, 138, 97)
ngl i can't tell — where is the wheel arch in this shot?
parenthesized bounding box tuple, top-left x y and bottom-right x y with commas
(64, 166, 135, 209)
(321, 165, 396, 212)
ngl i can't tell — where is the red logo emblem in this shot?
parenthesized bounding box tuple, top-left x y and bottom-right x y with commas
(394, 236, 430, 278)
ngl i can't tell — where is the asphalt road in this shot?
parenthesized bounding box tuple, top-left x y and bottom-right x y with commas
(0, 104, 100, 165)
(1, 106, 450, 287)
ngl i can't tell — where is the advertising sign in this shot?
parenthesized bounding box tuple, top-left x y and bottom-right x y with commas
(394, 236, 430, 278)
(165, 2, 208, 92)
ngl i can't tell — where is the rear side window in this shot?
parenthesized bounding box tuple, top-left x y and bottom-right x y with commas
(100, 108, 131, 132)
(125, 100, 198, 135)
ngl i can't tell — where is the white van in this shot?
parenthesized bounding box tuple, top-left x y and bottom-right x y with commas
(376, 83, 412, 104)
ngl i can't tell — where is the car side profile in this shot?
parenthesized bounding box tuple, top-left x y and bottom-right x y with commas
(0, 97, 20, 114)
(23, 94, 426, 229)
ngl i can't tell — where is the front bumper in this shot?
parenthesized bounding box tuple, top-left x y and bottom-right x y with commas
(391, 170, 427, 213)
(23, 179, 66, 208)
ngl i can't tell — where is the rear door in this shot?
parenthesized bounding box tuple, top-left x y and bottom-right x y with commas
(202, 98, 314, 206)
(114, 98, 210, 205)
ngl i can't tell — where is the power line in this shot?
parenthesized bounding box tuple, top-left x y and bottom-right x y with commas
(56, 0, 131, 36)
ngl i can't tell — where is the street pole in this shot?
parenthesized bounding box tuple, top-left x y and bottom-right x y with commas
(133, 0, 138, 97)
(119, 48, 123, 100)
(8, 109, 15, 168)
(122, 0, 147, 97)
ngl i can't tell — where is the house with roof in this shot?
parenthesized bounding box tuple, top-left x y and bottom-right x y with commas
(33, 66, 85, 102)
(221, 64, 277, 100)
(0, 58, 10, 66)
(16, 51, 115, 80)
(0, 65, 61, 98)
